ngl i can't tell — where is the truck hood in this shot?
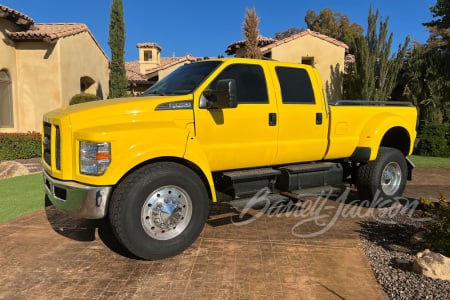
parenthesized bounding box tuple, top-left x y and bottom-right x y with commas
(43, 95, 195, 134)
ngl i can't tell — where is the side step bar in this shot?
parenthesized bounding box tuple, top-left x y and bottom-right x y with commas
(221, 168, 281, 199)
(278, 162, 337, 174)
(216, 162, 343, 200)
(276, 163, 343, 191)
(223, 167, 281, 181)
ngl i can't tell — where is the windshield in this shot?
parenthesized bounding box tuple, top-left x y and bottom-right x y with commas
(142, 60, 222, 96)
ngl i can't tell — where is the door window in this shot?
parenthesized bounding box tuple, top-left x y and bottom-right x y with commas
(209, 64, 268, 104)
(275, 67, 315, 104)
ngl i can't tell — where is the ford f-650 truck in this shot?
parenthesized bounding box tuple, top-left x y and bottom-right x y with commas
(43, 58, 417, 260)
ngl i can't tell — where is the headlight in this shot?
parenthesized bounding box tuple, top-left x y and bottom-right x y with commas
(80, 141, 111, 175)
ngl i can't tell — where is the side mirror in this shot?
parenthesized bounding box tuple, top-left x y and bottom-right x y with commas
(200, 79, 237, 109)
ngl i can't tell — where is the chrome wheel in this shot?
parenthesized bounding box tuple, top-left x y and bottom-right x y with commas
(380, 162, 402, 196)
(141, 185, 192, 240)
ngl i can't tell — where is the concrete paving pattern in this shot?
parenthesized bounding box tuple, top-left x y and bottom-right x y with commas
(1, 165, 449, 299)
(0, 195, 387, 299)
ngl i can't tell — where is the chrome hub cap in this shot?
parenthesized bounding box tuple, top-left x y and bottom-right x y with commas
(381, 162, 402, 196)
(141, 186, 192, 240)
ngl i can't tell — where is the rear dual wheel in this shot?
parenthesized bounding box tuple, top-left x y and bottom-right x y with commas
(109, 162, 209, 260)
(356, 147, 408, 203)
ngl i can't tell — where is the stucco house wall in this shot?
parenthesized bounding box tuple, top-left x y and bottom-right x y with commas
(58, 31, 109, 105)
(0, 5, 109, 133)
(267, 34, 346, 101)
(14, 41, 62, 132)
(0, 19, 20, 132)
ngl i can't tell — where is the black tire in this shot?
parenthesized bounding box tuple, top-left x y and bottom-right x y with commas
(356, 147, 407, 203)
(109, 162, 209, 260)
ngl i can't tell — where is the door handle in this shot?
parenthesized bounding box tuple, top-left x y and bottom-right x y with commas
(269, 113, 277, 126)
(316, 112, 323, 125)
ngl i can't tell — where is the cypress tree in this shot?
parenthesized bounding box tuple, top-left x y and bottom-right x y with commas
(108, 0, 128, 98)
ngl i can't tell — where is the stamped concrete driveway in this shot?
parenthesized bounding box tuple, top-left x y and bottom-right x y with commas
(1, 167, 449, 300)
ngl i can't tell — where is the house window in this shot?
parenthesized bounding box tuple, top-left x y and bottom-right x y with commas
(144, 50, 153, 61)
(301, 57, 315, 66)
(0, 70, 13, 127)
(80, 76, 95, 93)
(275, 67, 315, 104)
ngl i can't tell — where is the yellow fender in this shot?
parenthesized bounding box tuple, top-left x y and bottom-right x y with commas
(183, 132, 217, 202)
(357, 113, 415, 160)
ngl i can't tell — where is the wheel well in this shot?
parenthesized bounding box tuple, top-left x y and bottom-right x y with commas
(117, 157, 213, 200)
(380, 127, 411, 156)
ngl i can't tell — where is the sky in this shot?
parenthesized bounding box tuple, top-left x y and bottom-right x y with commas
(1, 0, 437, 62)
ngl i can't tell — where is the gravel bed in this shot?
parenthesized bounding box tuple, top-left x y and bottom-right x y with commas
(359, 203, 450, 299)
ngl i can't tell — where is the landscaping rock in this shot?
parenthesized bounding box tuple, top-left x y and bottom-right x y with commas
(0, 161, 29, 179)
(360, 205, 450, 299)
(413, 249, 450, 281)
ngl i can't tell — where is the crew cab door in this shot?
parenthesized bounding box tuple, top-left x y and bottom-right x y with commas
(194, 62, 278, 171)
(272, 65, 328, 164)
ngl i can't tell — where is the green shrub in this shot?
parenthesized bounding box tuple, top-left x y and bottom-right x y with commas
(69, 93, 100, 105)
(421, 193, 450, 257)
(0, 132, 41, 161)
(414, 123, 450, 157)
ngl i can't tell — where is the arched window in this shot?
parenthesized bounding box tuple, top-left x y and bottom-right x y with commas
(0, 70, 13, 127)
(80, 76, 96, 94)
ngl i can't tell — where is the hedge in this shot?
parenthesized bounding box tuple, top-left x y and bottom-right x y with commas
(0, 132, 41, 161)
(414, 124, 450, 157)
(69, 93, 100, 105)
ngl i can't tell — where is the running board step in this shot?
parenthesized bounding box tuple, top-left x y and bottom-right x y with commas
(223, 168, 281, 181)
(220, 168, 281, 199)
(276, 163, 343, 192)
(278, 162, 337, 174)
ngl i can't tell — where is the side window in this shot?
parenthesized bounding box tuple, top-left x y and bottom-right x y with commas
(209, 64, 268, 103)
(275, 67, 315, 104)
(0, 70, 13, 127)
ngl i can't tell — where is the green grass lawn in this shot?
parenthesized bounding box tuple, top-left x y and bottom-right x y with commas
(409, 155, 450, 167)
(0, 173, 44, 224)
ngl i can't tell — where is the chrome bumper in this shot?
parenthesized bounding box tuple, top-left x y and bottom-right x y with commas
(43, 171, 112, 219)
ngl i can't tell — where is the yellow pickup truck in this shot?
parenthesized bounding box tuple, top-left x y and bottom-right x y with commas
(42, 57, 417, 260)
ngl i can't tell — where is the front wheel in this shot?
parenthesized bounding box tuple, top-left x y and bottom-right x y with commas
(356, 147, 408, 203)
(109, 162, 209, 260)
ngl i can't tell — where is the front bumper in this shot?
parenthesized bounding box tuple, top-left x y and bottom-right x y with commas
(43, 170, 112, 219)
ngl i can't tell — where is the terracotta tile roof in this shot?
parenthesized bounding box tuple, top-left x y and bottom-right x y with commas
(226, 30, 349, 55)
(260, 30, 349, 53)
(225, 35, 277, 55)
(1, 6, 108, 59)
(8, 23, 108, 60)
(146, 55, 197, 76)
(125, 61, 148, 81)
(0, 5, 34, 29)
(9, 23, 88, 42)
(126, 54, 198, 82)
(136, 42, 162, 51)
